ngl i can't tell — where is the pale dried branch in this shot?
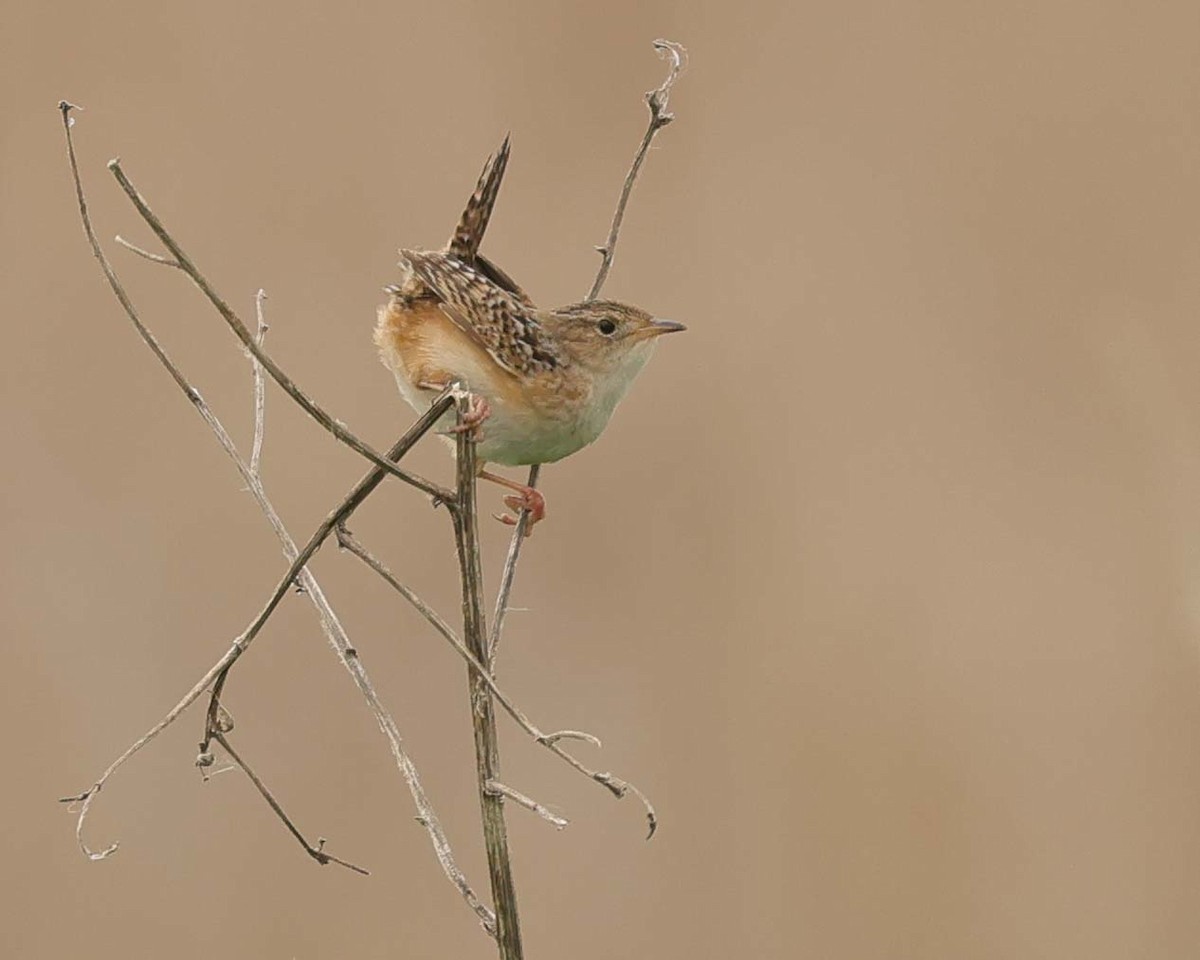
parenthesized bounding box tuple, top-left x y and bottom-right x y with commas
(540, 730, 602, 748)
(485, 781, 568, 830)
(335, 524, 460, 645)
(106, 158, 454, 504)
(58, 102, 199, 409)
(197, 389, 453, 739)
(115, 234, 180, 268)
(211, 732, 369, 875)
(586, 39, 686, 301)
(488, 463, 539, 671)
(337, 524, 634, 789)
(475, 40, 685, 842)
(58, 393, 454, 854)
(59, 102, 495, 932)
(485, 37, 687, 665)
(250, 289, 268, 477)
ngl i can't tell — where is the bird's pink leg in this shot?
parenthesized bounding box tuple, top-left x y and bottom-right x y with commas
(419, 380, 490, 440)
(479, 469, 546, 529)
(448, 394, 491, 438)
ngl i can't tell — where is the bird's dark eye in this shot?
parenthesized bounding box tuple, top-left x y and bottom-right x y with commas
(597, 318, 617, 336)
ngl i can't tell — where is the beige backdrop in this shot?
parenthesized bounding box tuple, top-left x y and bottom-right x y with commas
(5, 1, 1200, 957)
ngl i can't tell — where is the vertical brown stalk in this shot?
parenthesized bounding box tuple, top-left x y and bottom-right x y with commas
(453, 394, 524, 959)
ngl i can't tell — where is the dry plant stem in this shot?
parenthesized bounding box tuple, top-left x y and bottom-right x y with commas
(339, 524, 660, 835)
(492, 41, 686, 652)
(58, 103, 193, 405)
(485, 781, 568, 829)
(585, 39, 686, 302)
(106, 158, 452, 504)
(60, 102, 496, 925)
(487, 463, 539, 671)
(60, 398, 455, 859)
(338, 527, 588, 743)
(250, 289, 268, 476)
(115, 234, 179, 267)
(454, 395, 524, 960)
(212, 732, 369, 875)
(476, 38, 684, 839)
(487, 38, 686, 667)
(200, 393, 454, 747)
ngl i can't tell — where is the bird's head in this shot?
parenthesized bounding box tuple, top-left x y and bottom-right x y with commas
(541, 300, 685, 390)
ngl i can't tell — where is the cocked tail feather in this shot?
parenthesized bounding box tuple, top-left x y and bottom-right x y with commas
(447, 134, 511, 262)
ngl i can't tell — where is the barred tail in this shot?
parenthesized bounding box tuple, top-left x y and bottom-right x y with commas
(447, 134, 511, 261)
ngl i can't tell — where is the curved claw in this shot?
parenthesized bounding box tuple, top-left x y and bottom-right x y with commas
(447, 394, 491, 441)
(494, 488, 546, 530)
(479, 469, 546, 530)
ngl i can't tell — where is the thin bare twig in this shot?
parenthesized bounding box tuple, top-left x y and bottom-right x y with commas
(106, 158, 454, 505)
(337, 525, 625, 778)
(453, 394, 524, 960)
(212, 732, 369, 875)
(464, 41, 683, 852)
(488, 463, 539, 671)
(485, 781, 568, 830)
(475, 41, 685, 841)
(336, 525, 459, 643)
(59, 101, 496, 931)
(115, 234, 180, 268)
(540, 730, 602, 748)
(586, 39, 686, 302)
(485, 39, 687, 667)
(250, 290, 268, 477)
(57, 102, 196, 408)
(197, 388, 453, 736)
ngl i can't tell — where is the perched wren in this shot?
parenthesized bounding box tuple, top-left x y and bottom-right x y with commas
(375, 137, 684, 527)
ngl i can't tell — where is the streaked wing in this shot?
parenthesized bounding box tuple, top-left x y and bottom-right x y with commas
(402, 250, 560, 377)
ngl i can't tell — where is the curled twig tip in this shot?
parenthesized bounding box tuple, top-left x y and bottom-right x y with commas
(585, 36, 687, 301)
(648, 39, 687, 113)
(541, 730, 603, 749)
(86, 842, 120, 861)
(653, 37, 687, 61)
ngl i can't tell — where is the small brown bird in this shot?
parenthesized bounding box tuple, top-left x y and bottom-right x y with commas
(375, 137, 684, 527)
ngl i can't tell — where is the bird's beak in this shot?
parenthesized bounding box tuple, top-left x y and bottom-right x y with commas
(645, 318, 687, 338)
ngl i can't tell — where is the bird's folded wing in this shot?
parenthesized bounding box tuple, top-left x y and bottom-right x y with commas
(401, 250, 560, 377)
(475, 253, 536, 309)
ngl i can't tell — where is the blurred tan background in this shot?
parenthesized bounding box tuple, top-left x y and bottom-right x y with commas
(5, 1, 1200, 957)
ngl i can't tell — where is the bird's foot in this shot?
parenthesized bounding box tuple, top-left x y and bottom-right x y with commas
(479, 468, 546, 532)
(446, 394, 491, 441)
(494, 487, 546, 531)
